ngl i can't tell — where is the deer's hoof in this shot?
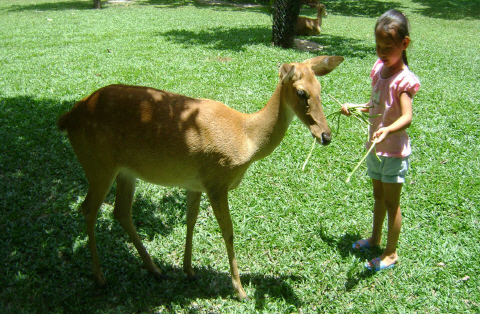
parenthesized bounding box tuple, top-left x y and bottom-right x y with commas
(234, 285, 248, 301)
(237, 290, 248, 302)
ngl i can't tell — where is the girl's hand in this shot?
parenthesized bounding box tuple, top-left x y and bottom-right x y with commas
(340, 104, 352, 116)
(373, 127, 389, 143)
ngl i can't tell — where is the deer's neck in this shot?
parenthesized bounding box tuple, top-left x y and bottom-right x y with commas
(317, 8, 323, 26)
(245, 82, 295, 162)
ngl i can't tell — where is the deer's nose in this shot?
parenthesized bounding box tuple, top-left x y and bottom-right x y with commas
(321, 132, 331, 145)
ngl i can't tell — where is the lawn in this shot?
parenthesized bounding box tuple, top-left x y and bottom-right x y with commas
(1, 0, 479, 313)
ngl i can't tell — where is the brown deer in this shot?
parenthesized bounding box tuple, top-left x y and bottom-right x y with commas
(57, 56, 344, 300)
(296, 3, 327, 36)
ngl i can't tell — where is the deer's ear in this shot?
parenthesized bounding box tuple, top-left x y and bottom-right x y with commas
(279, 63, 296, 84)
(304, 56, 344, 76)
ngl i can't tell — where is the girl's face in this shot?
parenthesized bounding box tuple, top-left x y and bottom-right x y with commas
(375, 28, 409, 69)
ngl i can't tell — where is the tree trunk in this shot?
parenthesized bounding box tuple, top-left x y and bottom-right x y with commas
(93, 0, 101, 9)
(272, 0, 301, 48)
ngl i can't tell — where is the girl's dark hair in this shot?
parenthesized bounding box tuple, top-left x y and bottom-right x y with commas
(375, 9, 411, 66)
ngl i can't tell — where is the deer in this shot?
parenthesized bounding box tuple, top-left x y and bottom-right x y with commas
(57, 55, 344, 301)
(296, 3, 327, 36)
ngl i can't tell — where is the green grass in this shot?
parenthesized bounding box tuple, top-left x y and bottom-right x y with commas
(1, 0, 479, 312)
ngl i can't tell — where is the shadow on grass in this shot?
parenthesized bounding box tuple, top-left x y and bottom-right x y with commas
(304, 34, 375, 58)
(160, 26, 375, 56)
(142, 0, 402, 18)
(3, 0, 408, 19)
(411, 0, 480, 20)
(16, 0, 471, 21)
(317, 227, 359, 258)
(129, 189, 188, 240)
(144, 0, 270, 13)
(322, 0, 405, 18)
(4, 0, 270, 14)
(5, 1, 93, 11)
(159, 26, 272, 52)
(243, 273, 303, 310)
(316, 227, 378, 290)
(0, 96, 82, 222)
(143, 0, 193, 7)
(0, 95, 301, 312)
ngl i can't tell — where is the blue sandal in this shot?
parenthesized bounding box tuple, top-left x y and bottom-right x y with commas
(365, 257, 397, 272)
(352, 239, 373, 251)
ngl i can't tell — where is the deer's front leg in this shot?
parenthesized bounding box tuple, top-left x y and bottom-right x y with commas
(207, 189, 247, 301)
(114, 172, 164, 280)
(184, 191, 202, 279)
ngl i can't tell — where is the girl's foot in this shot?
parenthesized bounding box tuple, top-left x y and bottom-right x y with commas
(365, 256, 397, 271)
(352, 239, 378, 251)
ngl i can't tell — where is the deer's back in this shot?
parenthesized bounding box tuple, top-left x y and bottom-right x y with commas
(59, 84, 254, 191)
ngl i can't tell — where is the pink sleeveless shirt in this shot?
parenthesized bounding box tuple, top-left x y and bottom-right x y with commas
(368, 59, 421, 157)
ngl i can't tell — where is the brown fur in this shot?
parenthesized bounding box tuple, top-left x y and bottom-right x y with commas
(296, 3, 327, 36)
(58, 56, 343, 300)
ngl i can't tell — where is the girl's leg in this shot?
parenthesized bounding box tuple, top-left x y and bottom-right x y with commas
(367, 181, 403, 268)
(381, 182, 403, 262)
(369, 178, 386, 247)
(353, 179, 385, 249)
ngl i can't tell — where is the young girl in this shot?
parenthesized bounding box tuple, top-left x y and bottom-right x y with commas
(341, 9, 420, 271)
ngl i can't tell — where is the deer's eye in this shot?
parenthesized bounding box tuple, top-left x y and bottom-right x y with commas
(297, 89, 309, 99)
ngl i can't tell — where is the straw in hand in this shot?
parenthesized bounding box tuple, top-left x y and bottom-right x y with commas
(345, 138, 378, 183)
(301, 95, 382, 173)
(326, 94, 380, 134)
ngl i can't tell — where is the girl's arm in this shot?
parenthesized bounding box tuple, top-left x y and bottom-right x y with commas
(373, 91, 413, 143)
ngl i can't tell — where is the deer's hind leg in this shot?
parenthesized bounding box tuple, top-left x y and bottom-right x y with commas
(113, 171, 164, 280)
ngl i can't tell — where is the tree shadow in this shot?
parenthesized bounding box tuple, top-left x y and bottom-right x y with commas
(322, 0, 405, 18)
(3, 0, 270, 14)
(304, 34, 375, 58)
(0, 96, 82, 223)
(411, 0, 480, 20)
(141, 0, 194, 9)
(143, 0, 271, 14)
(5, 1, 93, 11)
(3, 0, 193, 12)
(158, 26, 272, 52)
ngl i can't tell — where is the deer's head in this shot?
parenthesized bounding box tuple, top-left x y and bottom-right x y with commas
(279, 56, 344, 146)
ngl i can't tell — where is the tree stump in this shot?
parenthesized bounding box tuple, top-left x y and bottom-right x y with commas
(272, 0, 301, 48)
